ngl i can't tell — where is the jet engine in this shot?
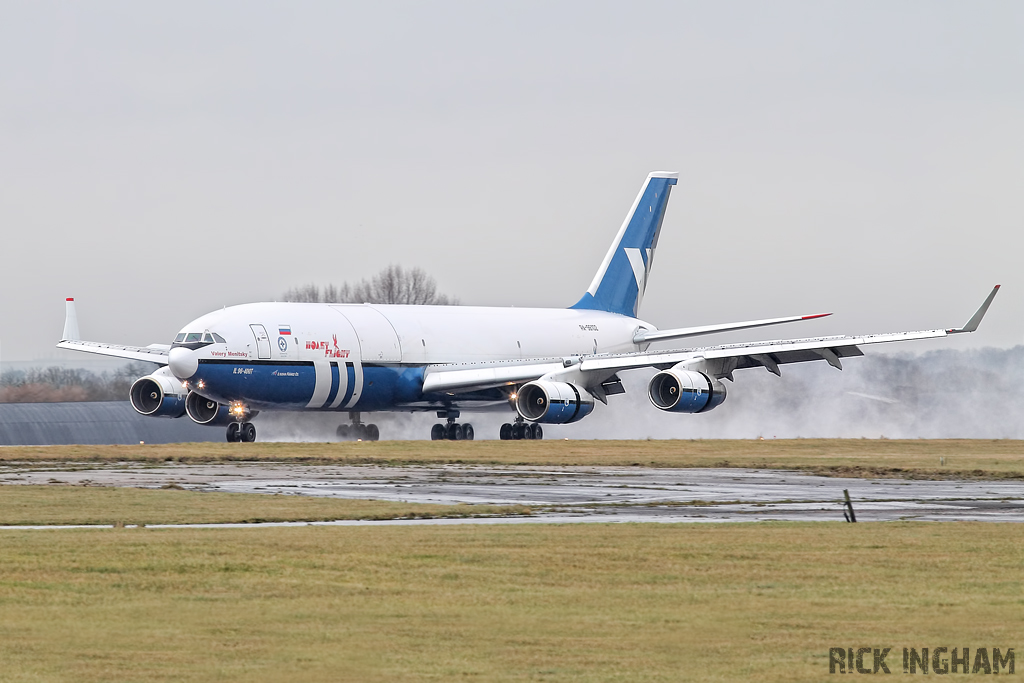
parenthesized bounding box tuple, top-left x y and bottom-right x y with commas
(515, 381, 595, 424)
(648, 367, 727, 413)
(129, 367, 186, 418)
(185, 390, 233, 426)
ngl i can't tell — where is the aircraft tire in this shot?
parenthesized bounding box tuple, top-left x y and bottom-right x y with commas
(499, 423, 512, 440)
(431, 423, 445, 440)
(367, 424, 380, 441)
(511, 423, 524, 440)
(531, 424, 543, 440)
(240, 422, 257, 443)
(522, 423, 534, 440)
(462, 423, 474, 440)
(447, 423, 464, 441)
(337, 424, 350, 440)
(226, 422, 241, 443)
(353, 423, 368, 441)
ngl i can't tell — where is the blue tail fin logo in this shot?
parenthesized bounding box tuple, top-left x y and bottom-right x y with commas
(571, 171, 678, 317)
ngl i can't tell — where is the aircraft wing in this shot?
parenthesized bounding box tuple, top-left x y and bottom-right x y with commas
(424, 285, 1000, 394)
(56, 299, 169, 365)
(56, 339, 170, 365)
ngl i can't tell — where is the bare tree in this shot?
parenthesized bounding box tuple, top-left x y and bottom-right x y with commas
(283, 265, 456, 305)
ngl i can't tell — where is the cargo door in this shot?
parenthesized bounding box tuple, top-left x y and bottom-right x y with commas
(330, 305, 402, 362)
(249, 324, 272, 360)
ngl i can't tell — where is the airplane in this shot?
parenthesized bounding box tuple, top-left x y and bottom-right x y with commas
(57, 171, 1000, 443)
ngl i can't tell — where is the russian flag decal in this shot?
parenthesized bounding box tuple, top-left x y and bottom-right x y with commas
(279, 325, 291, 336)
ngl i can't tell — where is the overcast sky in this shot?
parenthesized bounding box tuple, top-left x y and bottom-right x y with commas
(1, 1, 1021, 362)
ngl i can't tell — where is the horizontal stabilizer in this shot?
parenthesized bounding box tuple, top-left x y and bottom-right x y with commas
(634, 313, 830, 344)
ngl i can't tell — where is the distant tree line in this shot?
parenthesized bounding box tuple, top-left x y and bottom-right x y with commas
(283, 264, 457, 305)
(0, 363, 156, 403)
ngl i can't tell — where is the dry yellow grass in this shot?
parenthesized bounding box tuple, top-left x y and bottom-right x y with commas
(3, 439, 1024, 479)
(0, 522, 1020, 681)
(0, 485, 529, 526)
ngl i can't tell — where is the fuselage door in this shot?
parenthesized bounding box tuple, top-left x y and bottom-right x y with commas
(250, 324, 272, 360)
(330, 305, 402, 362)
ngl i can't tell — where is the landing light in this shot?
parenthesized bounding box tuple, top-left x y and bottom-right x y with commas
(197, 380, 205, 389)
(509, 392, 517, 400)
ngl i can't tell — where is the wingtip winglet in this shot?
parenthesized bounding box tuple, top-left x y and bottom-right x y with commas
(947, 285, 1000, 334)
(61, 297, 80, 342)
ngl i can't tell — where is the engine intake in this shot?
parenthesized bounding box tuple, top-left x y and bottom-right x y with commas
(648, 368, 727, 413)
(515, 381, 595, 424)
(185, 390, 233, 426)
(129, 368, 186, 418)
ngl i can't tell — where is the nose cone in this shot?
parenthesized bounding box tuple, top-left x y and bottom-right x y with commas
(168, 347, 199, 380)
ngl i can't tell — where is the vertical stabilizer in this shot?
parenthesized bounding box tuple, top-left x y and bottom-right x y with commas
(571, 171, 678, 317)
(62, 298, 80, 341)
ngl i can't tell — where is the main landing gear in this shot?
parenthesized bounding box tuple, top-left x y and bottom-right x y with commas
(430, 410, 474, 441)
(337, 412, 380, 441)
(226, 422, 257, 443)
(500, 417, 543, 441)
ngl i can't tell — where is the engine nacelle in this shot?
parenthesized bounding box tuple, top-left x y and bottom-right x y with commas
(515, 381, 595, 424)
(648, 368, 727, 413)
(185, 390, 233, 426)
(129, 367, 186, 418)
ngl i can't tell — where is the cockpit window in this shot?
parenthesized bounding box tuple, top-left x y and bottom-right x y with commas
(212, 333, 226, 343)
(172, 331, 219, 351)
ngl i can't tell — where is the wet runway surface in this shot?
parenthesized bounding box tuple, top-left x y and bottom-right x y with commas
(4, 463, 1023, 523)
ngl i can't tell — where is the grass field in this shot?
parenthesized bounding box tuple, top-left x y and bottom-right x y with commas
(0, 522, 1020, 681)
(0, 486, 529, 526)
(3, 439, 1024, 479)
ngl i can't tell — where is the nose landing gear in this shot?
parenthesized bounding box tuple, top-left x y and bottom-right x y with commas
(430, 410, 474, 441)
(499, 417, 542, 440)
(336, 412, 380, 441)
(226, 404, 257, 443)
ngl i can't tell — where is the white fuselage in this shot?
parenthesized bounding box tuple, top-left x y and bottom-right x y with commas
(168, 302, 651, 412)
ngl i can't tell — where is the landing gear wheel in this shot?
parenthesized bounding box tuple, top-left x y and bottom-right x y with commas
(431, 423, 445, 440)
(336, 424, 350, 440)
(462, 423, 474, 441)
(226, 422, 240, 443)
(531, 424, 543, 440)
(522, 423, 534, 440)
(366, 424, 380, 441)
(240, 422, 257, 443)
(446, 423, 464, 441)
(353, 423, 368, 441)
(511, 423, 524, 440)
(499, 423, 512, 440)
